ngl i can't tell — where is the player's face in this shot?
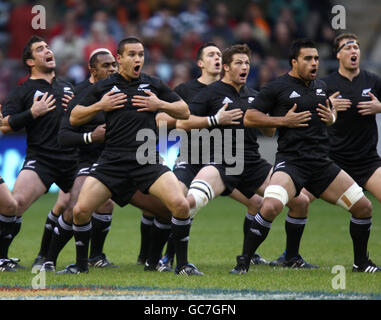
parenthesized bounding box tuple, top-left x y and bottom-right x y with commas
(93, 54, 117, 81)
(29, 41, 56, 72)
(225, 53, 250, 86)
(199, 46, 222, 76)
(337, 38, 360, 71)
(117, 42, 144, 80)
(294, 47, 319, 81)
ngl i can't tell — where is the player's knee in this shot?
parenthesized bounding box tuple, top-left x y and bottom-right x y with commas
(287, 193, 310, 217)
(169, 197, 190, 219)
(247, 194, 263, 213)
(260, 198, 283, 221)
(351, 196, 373, 219)
(73, 203, 92, 224)
(2, 198, 18, 215)
(187, 179, 215, 219)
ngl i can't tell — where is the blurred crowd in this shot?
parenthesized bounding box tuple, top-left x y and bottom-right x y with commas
(0, 0, 342, 103)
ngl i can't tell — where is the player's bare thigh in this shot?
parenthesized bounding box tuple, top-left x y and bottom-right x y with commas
(320, 170, 372, 218)
(73, 176, 112, 224)
(0, 180, 17, 215)
(364, 167, 381, 202)
(12, 170, 47, 216)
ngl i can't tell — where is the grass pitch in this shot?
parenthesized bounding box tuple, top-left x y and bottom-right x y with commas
(1, 192, 381, 299)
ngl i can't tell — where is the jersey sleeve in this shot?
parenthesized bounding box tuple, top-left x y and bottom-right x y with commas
(77, 82, 102, 107)
(249, 83, 278, 115)
(2, 88, 25, 117)
(373, 73, 381, 99)
(157, 80, 181, 102)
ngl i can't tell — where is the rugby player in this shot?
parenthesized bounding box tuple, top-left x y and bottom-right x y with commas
(232, 39, 379, 274)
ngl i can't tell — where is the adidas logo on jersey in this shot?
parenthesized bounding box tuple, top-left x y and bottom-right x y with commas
(222, 97, 233, 104)
(362, 88, 371, 97)
(138, 83, 150, 91)
(289, 91, 301, 98)
(248, 97, 255, 103)
(33, 90, 45, 99)
(110, 85, 121, 93)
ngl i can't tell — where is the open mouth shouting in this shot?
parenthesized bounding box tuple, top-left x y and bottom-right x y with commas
(133, 64, 141, 76)
(239, 72, 248, 81)
(310, 68, 317, 78)
(350, 55, 358, 65)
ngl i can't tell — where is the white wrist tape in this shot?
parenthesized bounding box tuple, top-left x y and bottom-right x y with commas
(83, 132, 92, 144)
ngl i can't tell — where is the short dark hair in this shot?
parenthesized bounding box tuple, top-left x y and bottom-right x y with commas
(89, 51, 112, 68)
(22, 35, 46, 72)
(117, 37, 143, 55)
(288, 38, 316, 66)
(196, 42, 220, 61)
(222, 43, 251, 66)
(333, 33, 358, 53)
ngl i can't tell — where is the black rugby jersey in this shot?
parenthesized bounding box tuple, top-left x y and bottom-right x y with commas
(2, 77, 76, 159)
(59, 78, 105, 161)
(250, 73, 329, 160)
(174, 79, 207, 163)
(77, 72, 181, 152)
(174, 79, 207, 104)
(189, 80, 260, 163)
(322, 70, 381, 163)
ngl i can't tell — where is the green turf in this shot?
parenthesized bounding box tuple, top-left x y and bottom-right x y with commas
(1, 192, 381, 296)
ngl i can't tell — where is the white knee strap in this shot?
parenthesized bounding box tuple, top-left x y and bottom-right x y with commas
(264, 185, 289, 207)
(188, 180, 215, 219)
(336, 183, 364, 210)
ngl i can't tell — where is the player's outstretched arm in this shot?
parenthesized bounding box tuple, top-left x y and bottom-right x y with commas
(176, 103, 243, 131)
(244, 104, 311, 128)
(70, 91, 127, 126)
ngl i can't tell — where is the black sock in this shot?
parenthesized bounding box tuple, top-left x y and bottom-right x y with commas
(73, 222, 91, 270)
(0, 214, 16, 259)
(171, 216, 191, 269)
(45, 215, 73, 265)
(147, 219, 171, 266)
(89, 212, 112, 259)
(164, 233, 175, 259)
(285, 215, 307, 260)
(0, 216, 21, 259)
(350, 216, 372, 266)
(138, 215, 154, 262)
(242, 213, 271, 259)
(242, 212, 256, 255)
(38, 210, 59, 257)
